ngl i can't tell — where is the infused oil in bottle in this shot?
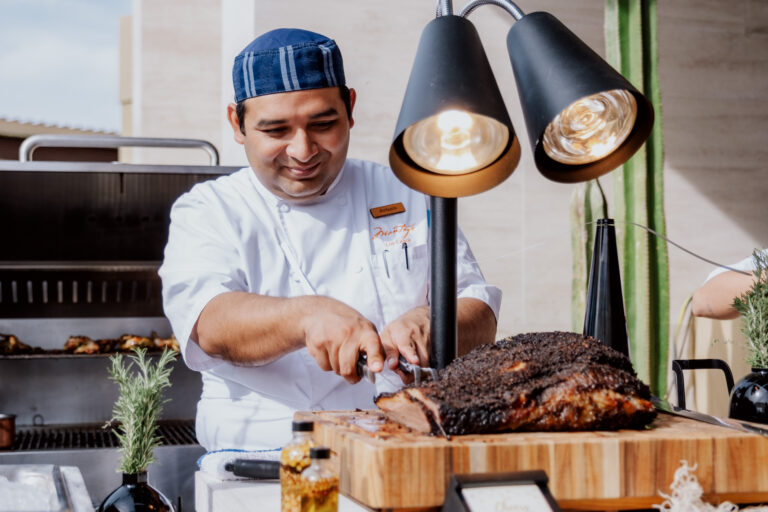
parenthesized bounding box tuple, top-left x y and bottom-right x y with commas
(280, 420, 316, 512)
(299, 446, 338, 512)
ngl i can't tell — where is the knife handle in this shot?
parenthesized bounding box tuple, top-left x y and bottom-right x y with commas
(356, 353, 376, 382)
(224, 459, 280, 479)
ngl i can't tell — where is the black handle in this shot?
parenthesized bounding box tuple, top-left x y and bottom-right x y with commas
(224, 459, 280, 480)
(671, 358, 735, 410)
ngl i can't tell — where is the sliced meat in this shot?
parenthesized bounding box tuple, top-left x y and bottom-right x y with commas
(375, 331, 656, 435)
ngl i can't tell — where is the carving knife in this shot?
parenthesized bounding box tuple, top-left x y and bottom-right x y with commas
(652, 396, 768, 437)
(356, 353, 438, 386)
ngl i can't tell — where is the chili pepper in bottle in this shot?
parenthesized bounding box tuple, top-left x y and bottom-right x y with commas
(300, 446, 338, 512)
(280, 420, 316, 512)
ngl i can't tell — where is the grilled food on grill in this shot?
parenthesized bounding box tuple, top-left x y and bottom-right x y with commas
(375, 331, 656, 436)
(3, 333, 180, 356)
(1, 333, 44, 355)
(119, 334, 155, 351)
(153, 333, 180, 352)
(64, 335, 101, 354)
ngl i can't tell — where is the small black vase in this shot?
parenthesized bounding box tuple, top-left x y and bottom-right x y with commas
(98, 472, 174, 512)
(729, 368, 768, 424)
(583, 218, 631, 358)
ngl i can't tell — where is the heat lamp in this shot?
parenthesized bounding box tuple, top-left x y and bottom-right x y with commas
(390, 0, 654, 369)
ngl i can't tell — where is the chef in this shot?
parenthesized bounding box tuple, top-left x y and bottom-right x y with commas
(159, 28, 502, 451)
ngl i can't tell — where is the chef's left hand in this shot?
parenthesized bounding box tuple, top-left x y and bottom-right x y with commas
(379, 305, 430, 383)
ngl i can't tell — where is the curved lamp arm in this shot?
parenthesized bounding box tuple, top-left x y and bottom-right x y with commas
(459, 0, 525, 20)
(436, 0, 453, 16)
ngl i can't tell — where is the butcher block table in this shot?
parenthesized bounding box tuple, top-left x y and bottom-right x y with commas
(295, 409, 768, 511)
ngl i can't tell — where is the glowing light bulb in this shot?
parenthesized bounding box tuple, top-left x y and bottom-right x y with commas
(542, 89, 637, 165)
(403, 110, 508, 175)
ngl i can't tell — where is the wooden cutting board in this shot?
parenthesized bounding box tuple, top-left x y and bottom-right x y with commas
(295, 410, 768, 510)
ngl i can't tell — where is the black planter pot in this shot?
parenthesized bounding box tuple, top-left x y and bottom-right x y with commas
(98, 472, 174, 512)
(729, 368, 768, 424)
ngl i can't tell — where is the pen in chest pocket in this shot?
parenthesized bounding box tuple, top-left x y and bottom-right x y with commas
(382, 249, 390, 278)
(381, 243, 411, 278)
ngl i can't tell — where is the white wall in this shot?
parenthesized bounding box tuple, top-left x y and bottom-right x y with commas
(128, 0, 223, 165)
(128, 0, 768, 343)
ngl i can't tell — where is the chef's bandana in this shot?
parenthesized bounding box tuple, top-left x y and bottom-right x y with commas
(233, 28, 346, 102)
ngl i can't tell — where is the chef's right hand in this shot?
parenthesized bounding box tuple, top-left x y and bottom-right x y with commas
(300, 296, 385, 384)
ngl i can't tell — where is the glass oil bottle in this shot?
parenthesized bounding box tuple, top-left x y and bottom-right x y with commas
(299, 446, 338, 512)
(280, 420, 316, 512)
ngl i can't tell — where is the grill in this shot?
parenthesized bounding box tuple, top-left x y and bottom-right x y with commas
(0, 134, 241, 509)
(13, 420, 198, 451)
(0, 264, 161, 318)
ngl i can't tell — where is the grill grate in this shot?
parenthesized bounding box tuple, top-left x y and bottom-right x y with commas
(0, 278, 156, 306)
(12, 420, 198, 451)
(0, 268, 163, 318)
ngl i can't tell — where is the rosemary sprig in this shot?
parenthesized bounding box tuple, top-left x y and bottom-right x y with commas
(107, 348, 176, 474)
(732, 249, 768, 369)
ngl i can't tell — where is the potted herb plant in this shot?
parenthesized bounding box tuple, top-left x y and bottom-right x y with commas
(730, 249, 768, 424)
(98, 348, 177, 512)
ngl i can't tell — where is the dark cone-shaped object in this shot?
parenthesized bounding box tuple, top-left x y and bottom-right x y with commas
(583, 218, 630, 358)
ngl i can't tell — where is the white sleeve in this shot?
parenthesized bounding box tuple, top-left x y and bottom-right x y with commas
(703, 250, 765, 283)
(455, 226, 502, 321)
(159, 192, 247, 371)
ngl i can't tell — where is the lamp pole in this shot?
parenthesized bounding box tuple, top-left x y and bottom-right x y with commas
(430, 196, 457, 370)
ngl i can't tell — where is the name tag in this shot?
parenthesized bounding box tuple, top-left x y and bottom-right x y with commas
(370, 202, 406, 218)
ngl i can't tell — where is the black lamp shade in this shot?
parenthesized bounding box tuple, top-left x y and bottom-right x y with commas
(390, 15, 520, 198)
(507, 12, 654, 183)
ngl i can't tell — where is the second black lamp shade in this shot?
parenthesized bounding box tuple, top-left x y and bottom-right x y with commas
(506, 11, 654, 183)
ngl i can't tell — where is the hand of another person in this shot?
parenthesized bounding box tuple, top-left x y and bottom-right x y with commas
(380, 306, 430, 383)
(300, 296, 385, 384)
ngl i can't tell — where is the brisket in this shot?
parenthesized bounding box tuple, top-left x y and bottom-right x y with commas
(375, 331, 656, 435)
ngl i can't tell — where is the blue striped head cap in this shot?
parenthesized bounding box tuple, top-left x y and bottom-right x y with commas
(233, 28, 345, 102)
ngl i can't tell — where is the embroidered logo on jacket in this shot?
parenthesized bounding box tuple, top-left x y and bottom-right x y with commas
(372, 223, 416, 246)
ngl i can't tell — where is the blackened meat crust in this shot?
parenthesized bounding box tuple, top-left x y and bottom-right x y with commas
(375, 332, 656, 436)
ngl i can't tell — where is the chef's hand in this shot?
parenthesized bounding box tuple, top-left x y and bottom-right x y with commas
(301, 296, 385, 384)
(380, 305, 430, 384)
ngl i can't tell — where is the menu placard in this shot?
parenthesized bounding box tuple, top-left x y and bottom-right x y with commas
(461, 483, 554, 511)
(442, 470, 560, 512)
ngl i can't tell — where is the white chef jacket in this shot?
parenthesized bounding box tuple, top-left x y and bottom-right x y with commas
(159, 158, 501, 451)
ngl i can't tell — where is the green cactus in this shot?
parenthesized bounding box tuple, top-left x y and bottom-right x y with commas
(571, 0, 669, 396)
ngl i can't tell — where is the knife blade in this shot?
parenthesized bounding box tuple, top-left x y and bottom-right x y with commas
(356, 353, 438, 385)
(652, 396, 768, 437)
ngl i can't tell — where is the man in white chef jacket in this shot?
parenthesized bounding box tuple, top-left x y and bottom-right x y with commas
(159, 28, 502, 451)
